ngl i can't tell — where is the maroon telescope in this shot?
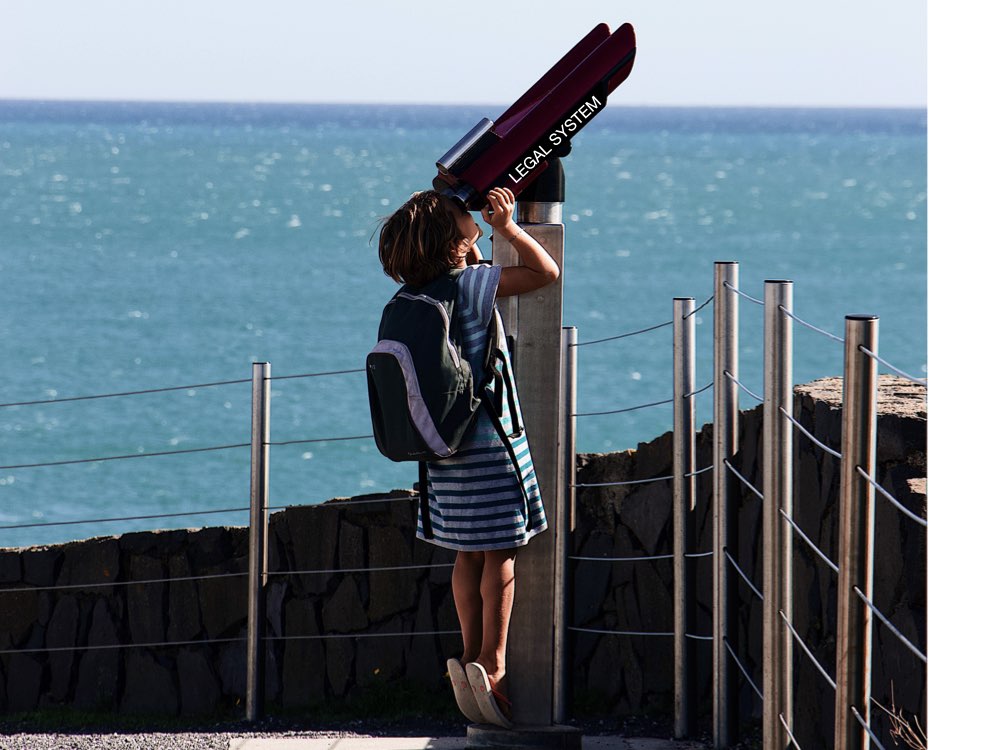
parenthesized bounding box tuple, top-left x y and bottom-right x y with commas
(432, 22, 637, 211)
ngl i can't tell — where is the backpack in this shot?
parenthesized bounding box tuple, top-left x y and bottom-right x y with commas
(366, 268, 533, 539)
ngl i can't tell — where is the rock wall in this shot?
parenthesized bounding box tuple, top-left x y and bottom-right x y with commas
(0, 492, 460, 717)
(570, 375, 926, 748)
(0, 376, 926, 745)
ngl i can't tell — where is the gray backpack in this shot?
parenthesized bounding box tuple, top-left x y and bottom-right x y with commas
(366, 269, 532, 538)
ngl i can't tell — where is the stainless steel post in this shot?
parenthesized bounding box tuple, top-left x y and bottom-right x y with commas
(673, 297, 696, 739)
(713, 263, 740, 748)
(246, 361, 271, 722)
(834, 316, 879, 750)
(554, 325, 577, 722)
(763, 281, 793, 750)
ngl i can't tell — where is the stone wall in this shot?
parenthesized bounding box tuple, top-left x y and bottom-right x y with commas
(570, 375, 926, 747)
(0, 376, 926, 745)
(0, 492, 461, 717)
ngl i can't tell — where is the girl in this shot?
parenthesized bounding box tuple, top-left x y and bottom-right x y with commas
(377, 187, 559, 728)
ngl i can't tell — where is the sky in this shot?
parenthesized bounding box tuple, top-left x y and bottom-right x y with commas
(1, 0, 926, 107)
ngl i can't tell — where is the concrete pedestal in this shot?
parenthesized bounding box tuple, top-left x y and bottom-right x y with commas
(466, 724, 583, 750)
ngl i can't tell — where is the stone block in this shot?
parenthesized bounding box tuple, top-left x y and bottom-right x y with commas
(121, 650, 178, 715)
(281, 598, 325, 707)
(325, 635, 354, 696)
(218, 632, 247, 697)
(6, 652, 44, 712)
(428, 545, 454, 586)
(285, 504, 339, 595)
(404, 587, 444, 690)
(45, 595, 79, 701)
(177, 649, 222, 715)
(0, 589, 39, 645)
(368, 526, 418, 621)
(585, 634, 622, 701)
(22, 546, 62, 587)
(0, 550, 20, 583)
(75, 647, 120, 710)
(338, 520, 365, 571)
(127, 555, 166, 644)
(120, 528, 187, 556)
(611, 525, 636, 588)
(573, 533, 612, 626)
(620, 480, 670, 555)
(187, 527, 231, 569)
(167, 554, 202, 642)
(57, 538, 120, 593)
(267, 580, 288, 638)
(198, 567, 247, 638)
(322, 576, 368, 633)
(355, 616, 406, 687)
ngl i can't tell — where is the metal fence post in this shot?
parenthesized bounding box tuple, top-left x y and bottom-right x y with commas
(713, 263, 740, 748)
(246, 361, 271, 721)
(673, 297, 696, 739)
(834, 316, 879, 750)
(763, 281, 793, 750)
(554, 325, 577, 723)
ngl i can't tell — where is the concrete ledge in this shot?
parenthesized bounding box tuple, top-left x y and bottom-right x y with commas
(466, 724, 583, 750)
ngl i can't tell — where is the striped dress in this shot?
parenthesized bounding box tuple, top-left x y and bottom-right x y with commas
(416, 263, 548, 551)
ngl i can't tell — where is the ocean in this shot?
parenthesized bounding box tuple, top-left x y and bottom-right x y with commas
(0, 102, 927, 548)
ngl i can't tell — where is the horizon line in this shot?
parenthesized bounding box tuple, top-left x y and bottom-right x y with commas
(0, 96, 928, 112)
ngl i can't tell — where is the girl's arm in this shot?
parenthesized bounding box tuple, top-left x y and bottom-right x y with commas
(481, 187, 560, 298)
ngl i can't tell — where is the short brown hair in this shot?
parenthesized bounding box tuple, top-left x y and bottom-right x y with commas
(377, 190, 462, 287)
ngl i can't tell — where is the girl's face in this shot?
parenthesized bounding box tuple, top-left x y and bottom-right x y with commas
(450, 211, 483, 269)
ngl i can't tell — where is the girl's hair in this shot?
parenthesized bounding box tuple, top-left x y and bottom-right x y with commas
(377, 190, 462, 287)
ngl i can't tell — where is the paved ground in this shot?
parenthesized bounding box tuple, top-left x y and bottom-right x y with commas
(227, 738, 704, 750)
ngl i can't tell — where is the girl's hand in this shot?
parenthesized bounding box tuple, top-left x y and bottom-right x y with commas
(480, 187, 518, 237)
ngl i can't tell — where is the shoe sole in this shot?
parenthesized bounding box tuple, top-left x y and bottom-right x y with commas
(465, 661, 513, 729)
(446, 658, 488, 724)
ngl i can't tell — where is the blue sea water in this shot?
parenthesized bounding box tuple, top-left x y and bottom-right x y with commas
(0, 102, 926, 548)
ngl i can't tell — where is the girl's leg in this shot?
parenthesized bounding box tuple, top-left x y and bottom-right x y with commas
(477, 548, 517, 684)
(452, 550, 485, 665)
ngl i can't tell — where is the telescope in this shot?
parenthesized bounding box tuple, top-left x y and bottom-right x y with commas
(433, 22, 636, 211)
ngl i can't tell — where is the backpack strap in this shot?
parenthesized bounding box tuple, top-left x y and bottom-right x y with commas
(418, 461, 434, 540)
(480, 370, 535, 534)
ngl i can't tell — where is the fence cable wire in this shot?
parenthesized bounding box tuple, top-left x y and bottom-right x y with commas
(0, 571, 247, 596)
(0, 636, 246, 656)
(574, 397, 674, 418)
(723, 281, 764, 306)
(682, 295, 715, 319)
(724, 548, 764, 601)
(723, 459, 764, 501)
(0, 442, 251, 471)
(858, 346, 927, 387)
(779, 508, 840, 574)
(573, 475, 672, 489)
(267, 562, 453, 577)
(723, 370, 764, 403)
(0, 505, 250, 531)
(723, 636, 764, 701)
(265, 630, 461, 642)
(570, 552, 675, 562)
(852, 706, 889, 750)
(779, 305, 846, 344)
(779, 713, 804, 750)
(568, 626, 674, 637)
(267, 368, 366, 381)
(572, 320, 673, 348)
(780, 609, 837, 690)
(780, 406, 843, 459)
(685, 633, 714, 641)
(684, 381, 714, 398)
(0, 378, 252, 409)
(856, 466, 927, 528)
(267, 435, 373, 447)
(267, 495, 417, 513)
(853, 586, 927, 664)
(684, 465, 715, 479)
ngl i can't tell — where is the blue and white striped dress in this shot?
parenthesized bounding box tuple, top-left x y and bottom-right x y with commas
(416, 263, 548, 551)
